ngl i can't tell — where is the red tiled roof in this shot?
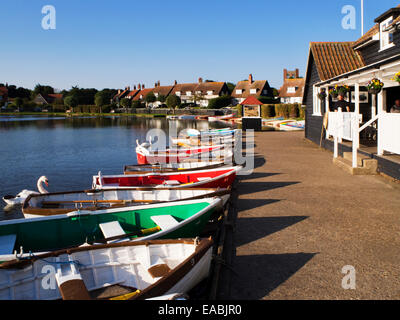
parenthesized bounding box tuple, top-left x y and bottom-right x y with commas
(132, 88, 154, 101)
(153, 85, 174, 97)
(48, 93, 63, 99)
(279, 78, 305, 98)
(310, 42, 365, 81)
(352, 24, 379, 48)
(240, 96, 263, 106)
(126, 90, 140, 98)
(231, 80, 270, 98)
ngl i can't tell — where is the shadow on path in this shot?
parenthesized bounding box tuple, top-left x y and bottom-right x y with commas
(238, 181, 300, 195)
(235, 216, 308, 247)
(230, 252, 317, 300)
(237, 199, 281, 212)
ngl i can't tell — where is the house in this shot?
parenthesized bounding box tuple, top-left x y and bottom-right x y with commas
(0, 87, 8, 107)
(194, 78, 230, 107)
(170, 81, 199, 105)
(279, 69, 305, 104)
(33, 93, 63, 105)
(152, 81, 174, 107)
(303, 4, 400, 180)
(231, 74, 273, 105)
(112, 86, 131, 103)
(125, 85, 140, 100)
(132, 84, 154, 103)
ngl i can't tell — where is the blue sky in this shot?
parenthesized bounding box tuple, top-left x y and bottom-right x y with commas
(0, 0, 399, 91)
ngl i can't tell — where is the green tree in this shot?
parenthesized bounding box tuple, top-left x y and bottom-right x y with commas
(226, 82, 236, 94)
(14, 97, 23, 111)
(132, 100, 142, 109)
(33, 84, 55, 97)
(207, 95, 232, 109)
(145, 92, 157, 106)
(64, 95, 79, 111)
(157, 95, 166, 103)
(120, 98, 131, 108)
(166, 94, 181, 109)
(95, 91, 109, 107)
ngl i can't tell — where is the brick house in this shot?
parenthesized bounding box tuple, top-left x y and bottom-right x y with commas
(279, 69, 305, 104)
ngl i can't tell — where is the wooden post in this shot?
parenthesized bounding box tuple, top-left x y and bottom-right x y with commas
(353, 83, 360, 168)
(377, 90, 384, 155)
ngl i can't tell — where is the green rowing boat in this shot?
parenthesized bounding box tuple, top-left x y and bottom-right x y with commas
(0, 198, 221, 262)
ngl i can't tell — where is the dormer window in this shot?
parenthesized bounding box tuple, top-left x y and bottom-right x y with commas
(380, 16, 394, 51)
(236, 89, 243, 95)
(250, 89, 257, 94)
(287, 87, 296, 93)
(186, 91, 192, 96)
(176, 91, 181, 96)
(207, 90, 213, 95)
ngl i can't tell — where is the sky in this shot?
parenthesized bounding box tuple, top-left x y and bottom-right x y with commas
(0, 0, 399, 91)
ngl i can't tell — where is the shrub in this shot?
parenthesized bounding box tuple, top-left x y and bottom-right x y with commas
(298, 105, 306, 119)
(101, 104, 112, 113)
(132, 100, 143, 109)
(275, 104, 289, 118)
(288, 104, 299, 118)
(95, 91, 109, 107)
(258, 96, 279, 104)
(64, 95, 79, 110)
(207, 95, 232, 109)
(261, 104, 275, 118)
(236, 104, 243, 117)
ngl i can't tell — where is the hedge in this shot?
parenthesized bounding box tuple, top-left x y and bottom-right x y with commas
(261, 104, 275, 118)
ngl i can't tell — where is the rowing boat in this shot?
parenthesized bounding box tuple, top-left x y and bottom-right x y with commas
(279, 120, 305, 131)
(0, 198, 221, 262)
(136, 142, 224, 165)
(0, 238, 213, 300)
(208, 114, 234, 122)
(93, 166, 242, 190)
(22, 187, 231, 218)
(124, 160, 226, 174)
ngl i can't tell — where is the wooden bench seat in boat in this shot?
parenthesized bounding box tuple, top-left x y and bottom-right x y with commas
(150, 215, 179, 231)
(99, 222, 129, 243)
(0, 235, 17, 255)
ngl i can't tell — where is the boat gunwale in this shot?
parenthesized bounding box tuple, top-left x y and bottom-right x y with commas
(22, 188, 231, 217)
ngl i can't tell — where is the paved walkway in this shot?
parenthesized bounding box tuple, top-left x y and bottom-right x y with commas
(229, 131, 400, 300)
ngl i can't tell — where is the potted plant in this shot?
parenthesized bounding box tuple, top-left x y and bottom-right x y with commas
(391, 72, 400, 84)
(329, 85, 339, 98)
(366, 78, 384, 94)
(317, 89, 327, 100)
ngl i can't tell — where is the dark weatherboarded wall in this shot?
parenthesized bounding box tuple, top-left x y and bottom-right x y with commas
(359, 31, 400, 66)
(304, 54, 323, 144)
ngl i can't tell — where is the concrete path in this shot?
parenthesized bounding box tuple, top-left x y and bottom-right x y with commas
(229, 131, 400, 300)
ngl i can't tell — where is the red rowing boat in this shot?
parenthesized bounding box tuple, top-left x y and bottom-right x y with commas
(92, 166, 242, 189)
(136, 142, 224, 165)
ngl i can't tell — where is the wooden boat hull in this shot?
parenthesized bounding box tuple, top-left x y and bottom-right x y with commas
(0, 198, 221, 262)
(0, 238, 213, 300)
(93, 166, 241, 190)
(22, 187, 231, 218)
(124, 161, 226, 174)
(208, 115, 234, 122)
(136, 145, 224, 165)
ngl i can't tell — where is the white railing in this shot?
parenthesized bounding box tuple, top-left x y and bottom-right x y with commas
(327, 110, 362, 167)
(378, 113, 400, 155)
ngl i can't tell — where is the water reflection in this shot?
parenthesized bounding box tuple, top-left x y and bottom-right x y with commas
(0, 115, 232, 219)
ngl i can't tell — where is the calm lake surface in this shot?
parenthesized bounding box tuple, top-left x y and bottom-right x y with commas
(0, 115, 230, 220)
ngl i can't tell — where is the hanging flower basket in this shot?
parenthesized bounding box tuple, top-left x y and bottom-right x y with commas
(367, 78, 384, 94)
(329, 85, 339, 98)
(338, 85, 350, 96)
(317, 90, 327, 100)
(391, 72, 400, 85)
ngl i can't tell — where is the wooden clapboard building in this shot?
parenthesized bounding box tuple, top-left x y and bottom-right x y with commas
(303, 5, 400, 180)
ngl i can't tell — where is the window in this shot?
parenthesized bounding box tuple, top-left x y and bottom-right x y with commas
(313, 86, 322, 116)
(250, 89, 257, 94)
(287, 87, 296, 93)
(186, 91, 192, 96)
(262, 90, 268, 95)
(380, 16, 394, 51)
(236, 89, 243, 94)
(207, 91, 213, 95)
(176, 91, 181, 96)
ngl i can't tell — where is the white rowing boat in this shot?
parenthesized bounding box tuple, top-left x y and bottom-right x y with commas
(0, 238, 213, 300)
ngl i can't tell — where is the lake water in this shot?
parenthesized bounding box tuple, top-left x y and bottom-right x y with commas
(0, 115, 229, 220)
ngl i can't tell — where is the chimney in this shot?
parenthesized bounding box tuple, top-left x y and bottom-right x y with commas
(142, 84, 145, 89)
(158, 80, 160, 87)
(248, 74, 253, 85)
(134, 85, 136, 90)
(138, 84, 141, 90)
(295, 68, 299, 78)
(155, 82, 158, 88)
(284, 69, 288, 81)
(174, 80, 177, 85)
(198, 77, 203, 84)
(127, 86, 130, 91)
(118, 89, 121, 94)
